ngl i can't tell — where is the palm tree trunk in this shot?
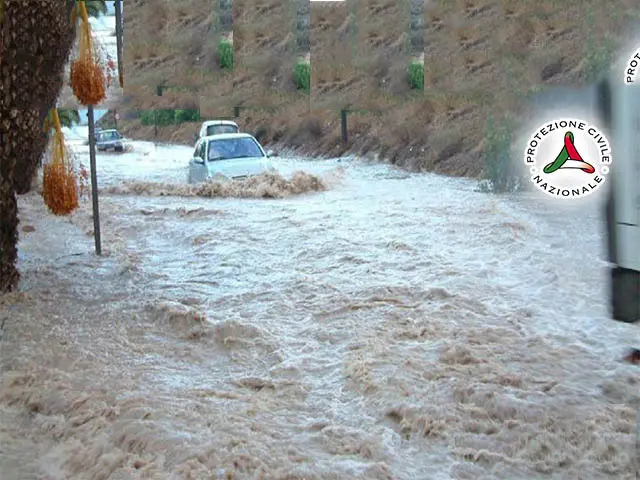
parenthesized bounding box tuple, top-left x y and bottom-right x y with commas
(0, 0, 76, 292)
(0, 131, 20, 292)
(0, 111, 40, 292)
(11, 0, 77, 195)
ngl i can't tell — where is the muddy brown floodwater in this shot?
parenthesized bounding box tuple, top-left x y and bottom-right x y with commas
(1, 142, 638, 479)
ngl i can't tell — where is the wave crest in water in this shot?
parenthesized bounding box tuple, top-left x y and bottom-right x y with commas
(104, 171, 327, 199)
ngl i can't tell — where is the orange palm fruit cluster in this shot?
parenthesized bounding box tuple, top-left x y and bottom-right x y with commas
(70, 0, 106, 106)
(42, 109, 79, 215)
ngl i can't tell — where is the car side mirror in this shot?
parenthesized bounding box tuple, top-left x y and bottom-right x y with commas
(194, 157, 204, 164)
(266, 150, 276, 158)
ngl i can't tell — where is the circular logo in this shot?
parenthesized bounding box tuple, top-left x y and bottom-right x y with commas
(523, 118, 612, 199)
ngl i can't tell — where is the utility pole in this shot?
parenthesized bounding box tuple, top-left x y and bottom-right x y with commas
(341, 109, 348, 143)
(155, 86, 163, 140)
(114, 0, 124, 88)
(87, 106, 102, 255)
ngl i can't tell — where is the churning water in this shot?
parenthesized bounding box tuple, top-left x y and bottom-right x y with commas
(1, 143, 638, 479)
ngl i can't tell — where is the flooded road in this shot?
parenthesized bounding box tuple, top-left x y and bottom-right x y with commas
(1, 142, 638, 479)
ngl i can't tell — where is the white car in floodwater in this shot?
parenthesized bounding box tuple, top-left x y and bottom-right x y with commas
(188, 133, 277, 183)
(194, 120, 239, 143)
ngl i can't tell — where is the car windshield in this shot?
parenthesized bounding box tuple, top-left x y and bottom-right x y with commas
(208, 137, 263, 161)
(206, 125, 238, 136)
(99, 131, 120, 141)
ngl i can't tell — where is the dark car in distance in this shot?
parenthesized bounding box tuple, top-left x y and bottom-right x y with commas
(95, 129, 125, 152)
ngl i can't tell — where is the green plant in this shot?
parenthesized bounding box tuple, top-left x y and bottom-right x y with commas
(139, 111, 152, 126)
(56, 109, 81, 129)
(408, 62, 424, 90)
(43, 109, 80, 132)
(478, 115, 520, 193)
(140, 109, 201, 126)
(174, 109, 200, 123)
(295, 61, 310, 93)
(219, 40, 233, 70)
(74, 0, 108, 18)
(140, 109, 175, 126)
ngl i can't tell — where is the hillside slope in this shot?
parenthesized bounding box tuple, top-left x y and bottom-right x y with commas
(118, 0, 640, 177)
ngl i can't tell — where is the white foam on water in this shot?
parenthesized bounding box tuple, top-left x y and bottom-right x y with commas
(2, 143, 638, 479)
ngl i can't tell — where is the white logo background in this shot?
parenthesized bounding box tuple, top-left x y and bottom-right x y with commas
(524, 118, 612, 199)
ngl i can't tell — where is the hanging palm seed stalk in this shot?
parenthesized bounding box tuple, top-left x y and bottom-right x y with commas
(42, 109, 79, 215)
(70, 0, 106, 105)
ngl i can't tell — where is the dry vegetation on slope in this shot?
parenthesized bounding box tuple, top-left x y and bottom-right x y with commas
(233, 0, 297, 100)
(124, 0, 218, 88)
(117, 0, 640, 177)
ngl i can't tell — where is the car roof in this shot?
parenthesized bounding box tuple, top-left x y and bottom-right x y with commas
(201, 132, 255, 141)
(201, 120, 238, 127)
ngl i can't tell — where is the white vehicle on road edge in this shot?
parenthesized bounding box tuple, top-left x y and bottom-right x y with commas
(188, 133, 277, 183)
(194, 120, 239, 143)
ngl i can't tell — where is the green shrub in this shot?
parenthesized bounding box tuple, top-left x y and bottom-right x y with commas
(56, 109, 80, 128)
(295, 61, 310, 93)
(219, 40, 233, 70)
(139, 109, 201, 126)
(408, 62, 423, 90)
(157, 110, 175, 126)
(140, 110, 175, 126)
(139, 111, 154, 126)
(174, 109, 200, 123)
(478, 115, 520, 193)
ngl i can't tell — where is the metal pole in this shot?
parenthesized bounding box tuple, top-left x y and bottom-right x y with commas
(87, 106, 102, 255)
(341, 109, 348, 143)
(114, 0, 124, 88)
